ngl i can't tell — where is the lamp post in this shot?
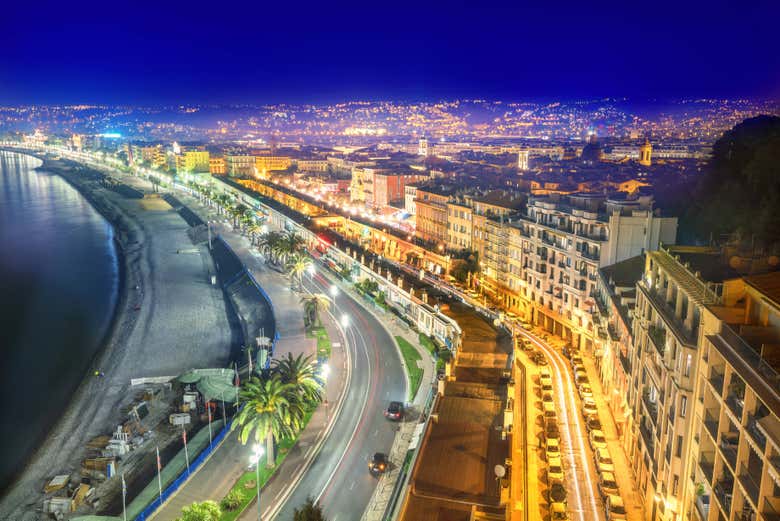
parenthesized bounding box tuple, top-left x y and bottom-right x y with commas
(250, 444, 265, 521)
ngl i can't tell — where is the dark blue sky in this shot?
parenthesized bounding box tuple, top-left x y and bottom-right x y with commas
(1, 0, 778, 104)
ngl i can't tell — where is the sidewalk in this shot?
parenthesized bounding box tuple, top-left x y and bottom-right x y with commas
(150, 192, 349, 520)
(581, 355, 644, 521)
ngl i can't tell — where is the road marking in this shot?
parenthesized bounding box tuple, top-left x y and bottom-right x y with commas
(373, 429, 379, 437)
(349, 480, 356, 490)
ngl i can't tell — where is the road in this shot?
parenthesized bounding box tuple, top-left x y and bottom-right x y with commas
(517, 327, 604, 521)
(260, 269, 407, 521)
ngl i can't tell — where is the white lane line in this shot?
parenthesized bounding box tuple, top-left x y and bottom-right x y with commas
(349, 480, 356, 491)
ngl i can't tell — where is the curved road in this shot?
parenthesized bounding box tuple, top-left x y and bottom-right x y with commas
(266, 270, 407, 521)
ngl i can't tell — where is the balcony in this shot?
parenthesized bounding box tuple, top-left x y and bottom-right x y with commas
(726, 393, 745, 420)
(619, 350, 632, 375)
(640, 420, 656, 455)
(696, 494, 711, 521)
(704, 410, 720, 441)
(709, 370, 725, 395)
(719, 433, 739, 470)
(638, 282, 697, 346)
(762, 497, 780, 521)
(739, 464, 761, 505)
(714, 479, 734, 514)
(643, 392, 659, 422)
(649, 325, 667, 356)
(747, 414, 768, 448)
(699, 451, 715, 482)
(669, 406, 676, 424)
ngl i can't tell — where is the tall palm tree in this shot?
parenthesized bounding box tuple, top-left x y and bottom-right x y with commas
(232, 375, 298, 465)
(257, 231, 283, 263)
(273, 353, 323, 407)
(285, 252, 312, 289)
(281, 231, 305, 258)
(246, 222, 262, 246)
(300, 293, 331, 328)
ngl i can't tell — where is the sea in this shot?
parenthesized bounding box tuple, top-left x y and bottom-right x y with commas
(0, 150, 119, 494)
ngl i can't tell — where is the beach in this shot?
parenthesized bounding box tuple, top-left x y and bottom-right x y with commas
(0, 153, 238, 519)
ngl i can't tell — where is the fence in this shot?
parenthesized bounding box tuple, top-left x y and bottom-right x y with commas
(129, 419, 229, 520)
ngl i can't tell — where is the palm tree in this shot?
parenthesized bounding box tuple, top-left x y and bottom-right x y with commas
(293, 497, 328, 521)
(246, 222, 262, 246)
(300, 293, 331, 328)
(257, 231, 283, 263)
(232, 375, 299, 466)
(273, 353, 323, 407)
(280, 231, 305, 258)
(285, 252, 312, 289)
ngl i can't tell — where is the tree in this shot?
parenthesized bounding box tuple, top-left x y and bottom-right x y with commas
(257, 231, 283, 263)
(177, 500, 222, 521)
(232, 376, 299, 466)
(246, 222, 262, 246)
(285, 252, 313, 289)
(273, 353, 323, 407)
(293, 497, 328, 521)
(300, 293, 331, 328)
(687, 115, 780, 251)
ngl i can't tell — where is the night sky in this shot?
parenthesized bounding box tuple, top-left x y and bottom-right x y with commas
(1, 0, 778, 104)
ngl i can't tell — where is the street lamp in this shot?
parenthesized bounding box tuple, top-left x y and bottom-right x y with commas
(250, 444, 265, 521)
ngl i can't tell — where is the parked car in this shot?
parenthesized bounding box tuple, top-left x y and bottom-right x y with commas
(594, 447, 615, 474)
(551, 502, 569, 521)
(369, 453, 388, 475)
(582, 397, 598, 417)
(586, 415, 602, 432)
(579, 383, 593, 399)
(571, 354, 583, 366)
(541, 382, 554, 394)
(589, 430, 608, 451)
(598, 471, 619, 497)
(549, 483, 567, 504)
(545, 421, 560, 440)
(384, 401, 404, 421)
(546, 438, 561, 460)
(522, 339, 534, 351)
(542, 391, 554, 404)
(547, 455, 564, 483)
(574, 370, 589, 385)
(606, 495, 627, 521)
(535, 352, 549, 366)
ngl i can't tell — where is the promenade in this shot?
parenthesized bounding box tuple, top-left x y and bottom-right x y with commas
(0, 158, 236, 520)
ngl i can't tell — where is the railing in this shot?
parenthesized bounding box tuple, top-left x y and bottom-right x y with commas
(643, 393, 659, 422)
(619, 350, 632, 375)
(648, 325, 667, 356)
(640, 420, 656, 455)
(747, 414, 768, 448)
(726, 393, 745, 420)
(714, 479, 734, 513)
(704, 410, 720, 441)
(720, 441, 738, 470)
(699, 452, 715, 482)
(720, 325, 780, 400)
(739, 463, 761, 505)
(762, 497, 780, 521)
(638, 282, 697, 345)
(709, 371, 725, 395)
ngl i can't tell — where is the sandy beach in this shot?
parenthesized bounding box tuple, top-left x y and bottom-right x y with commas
(0, 154, 238, 520)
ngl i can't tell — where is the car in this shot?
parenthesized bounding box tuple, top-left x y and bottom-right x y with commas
(546, 438, 561, 460)
(589, 429, 608, 451)
(579, 383, 593, 399)
(570, 354, 583, 365)
(549, 483, 567, 504)
(540, 375, 553, 388)
(384, 401, 404, 421)
(574, 370, 588, 385)
(534, 352, 549, 366)
(542, 392, 554, 405)
(541, 382, 554, 394)
(586, 415, 603, 432)
(369, 452, 388, 475)
(582, 397, 598, 417)
(606, 495, 627, 521)
(521, 323, 533, 330)
(547, 456, 564, 483)
(594, 447, 615, 474)
(545, 421, 560, 440)
(522, 339, 533, 350)
(550, 501, 569, 521)
(598, 471, 619, 497)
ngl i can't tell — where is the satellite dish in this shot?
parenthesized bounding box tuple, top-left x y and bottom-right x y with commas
(494, 464, 506, 478)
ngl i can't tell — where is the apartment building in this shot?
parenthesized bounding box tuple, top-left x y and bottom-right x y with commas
(175, 150, 210, 173)
(225, 155, 256, 177)
(447, 200, 473, 251)
(405, 185, 418, 217)
(372, 171, 428, 209)
(209, 157, 227, 175)
(415, 185, 457, 248)
(255, 155, 292, 175)
(502, 192, 677, 350)
(689, 270, 780, 521)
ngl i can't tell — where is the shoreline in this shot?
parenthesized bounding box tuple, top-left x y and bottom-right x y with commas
(0, 151, 139, 503)
(0, 149, 236, 520)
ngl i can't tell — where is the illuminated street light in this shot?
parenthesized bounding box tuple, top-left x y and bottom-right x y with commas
(321, 362, 331, 380)
(249, 444, 265, 521)
(329, 285, 339, 297)
(340, 314, 350, 328)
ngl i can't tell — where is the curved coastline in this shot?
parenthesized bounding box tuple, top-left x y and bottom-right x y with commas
(0, 150, 136, 504)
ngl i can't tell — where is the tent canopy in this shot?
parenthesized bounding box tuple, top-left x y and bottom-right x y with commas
(178, 368, 238, 403)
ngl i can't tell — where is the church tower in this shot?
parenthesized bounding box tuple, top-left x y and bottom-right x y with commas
(639, 138, 652, 166)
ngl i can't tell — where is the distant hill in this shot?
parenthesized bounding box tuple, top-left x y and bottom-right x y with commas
(687, 115, 780, 252)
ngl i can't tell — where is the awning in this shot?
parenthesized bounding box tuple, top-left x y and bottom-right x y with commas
(178, 368, 239, 403)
